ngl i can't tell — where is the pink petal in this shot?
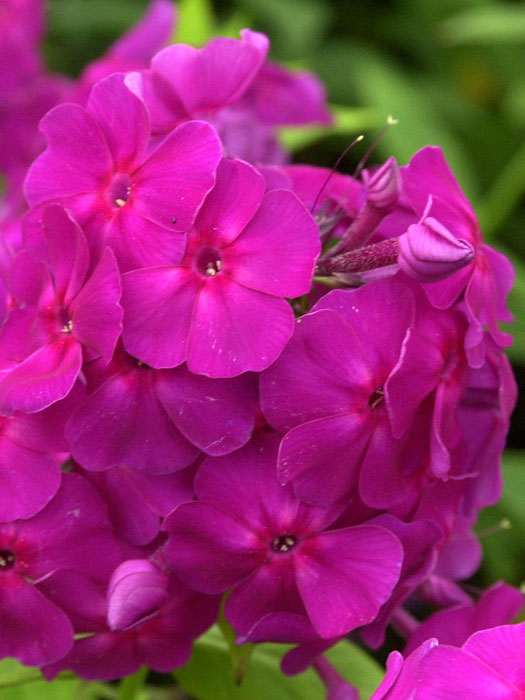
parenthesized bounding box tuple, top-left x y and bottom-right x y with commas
(246, 61, 332, 126)
(295, 526, 403, 638)
(164, 501, 264, 592)
(103, 205, 187, 271)
(151, 30, 269, 116)
(66, 368, 198, 473)
(225, 559, 306, 636)
(70, 246, 122, 363)
(20, 472, 121, 582)
(386, 326, 444, 438)
(358, 418, 411, 509)
(133, 120, 222, 233)
(0, 336, 82, 414)
(313, 277, 415, 377)
(260, 309, 372, 431)
(225, 189, 320, 297)
(156, 367, 256, 455)
(401, 146, 477, 224)
(187, 276, 294, 377)
(121, 266, 198, 368)
(0, 573, 74, 666)
(87, 73, 150, 170)
(463, 624, 525, 690)
(195, 158, 265, 247)
(278, 413, 371, 505)
(0, 436, 60, 520)
(41, 205, 90, 305)
(24, 103, 112, 206)
(417, 646, 519, 699)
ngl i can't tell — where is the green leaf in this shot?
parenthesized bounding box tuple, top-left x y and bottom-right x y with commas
(477, 451, 525, 587)
(174, 0, 215, 46)
(439, 5, 525, 46)
(0, 659, 42, 689)
(175, 625, 383, 700)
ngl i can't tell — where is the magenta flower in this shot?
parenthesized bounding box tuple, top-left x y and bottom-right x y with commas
(0, 473, 120, 666)
(163, 435, 403, 639)
(400, 146, 514, 366)
(24, 73, 222, 270)
(122, 158, 320, 377)
(0, 205, 122, 414)
(43, 559, 220, 680)
(260, 277, 422, 507)
(65, 345, 257, 472)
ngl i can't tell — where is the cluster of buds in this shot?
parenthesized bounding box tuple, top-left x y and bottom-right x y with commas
(0, 0, 523, 697)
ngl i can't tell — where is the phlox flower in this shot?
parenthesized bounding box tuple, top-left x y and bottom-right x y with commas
(121, 157, 320, 377)
(0, 205, 122, 414)
(260, 276, 424, 508)
(163, 435, 404, 640)
(400, 146, 514, 367)
(24, 72, 222, 271)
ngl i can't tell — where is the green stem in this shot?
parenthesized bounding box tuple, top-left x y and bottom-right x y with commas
(117, 666, 148, 700)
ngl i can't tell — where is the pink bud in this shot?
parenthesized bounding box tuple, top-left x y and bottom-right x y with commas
(398, 216, 474, 283)
(362, 157, 400, 211)
(107, 559, 169, 632)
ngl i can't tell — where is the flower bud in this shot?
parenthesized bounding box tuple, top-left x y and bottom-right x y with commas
(398, 216, 474, 283)
(107, 559, 169, 632)
(362, 156, 400, 212)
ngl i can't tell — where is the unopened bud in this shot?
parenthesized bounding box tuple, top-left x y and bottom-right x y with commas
(107, 559, 169, 632)
(362, 156, 400, 212)
(398, 216, 474, 283)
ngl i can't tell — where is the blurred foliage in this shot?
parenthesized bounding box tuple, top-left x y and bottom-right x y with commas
(476, 451, 525, 591)
(175, 625, 383, 699)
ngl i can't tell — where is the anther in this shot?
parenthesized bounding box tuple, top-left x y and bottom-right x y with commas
(271, 535, 298, 553)
(61, 319, 74, 333)
(0, 550, 15, 570)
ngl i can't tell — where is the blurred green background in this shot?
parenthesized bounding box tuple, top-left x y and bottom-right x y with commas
(37, 0, 525, 694)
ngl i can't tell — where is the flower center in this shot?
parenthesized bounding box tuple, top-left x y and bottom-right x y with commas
(196, 246, 223, 277)
(368, 386, 384, 409)
(107, 172, 131, 208)
(58, 308, 73, 334)
(0, 549, 15, 571)
(271, 535, 298, 553)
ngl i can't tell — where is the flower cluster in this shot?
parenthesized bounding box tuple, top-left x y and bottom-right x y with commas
(0, 0, 522, 696)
